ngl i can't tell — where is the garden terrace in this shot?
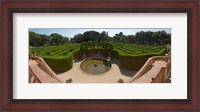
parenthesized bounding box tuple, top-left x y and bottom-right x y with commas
(29, 42, 166, 72)
(129, 56, 171, 83)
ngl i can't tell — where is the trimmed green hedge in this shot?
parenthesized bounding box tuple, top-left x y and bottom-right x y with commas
(118, 54, 152, 70)
(43, 54, 73, 73)
(42, 48, 79, 73)
(72, 48, 80, 59)
(29, 44, 80, 72)
(87, 48, 105, 56)
(112, 48, 166, 70)
(30, 42, 167, 71)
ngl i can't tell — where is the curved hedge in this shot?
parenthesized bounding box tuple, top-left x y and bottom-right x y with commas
(30, 42, 167, 72)
(29, 44, 80, 72)
(117, 52, 154, 70)
(112, 42, 166, 70)
(112, 47, 166, 70)
(43, 54, 73, 73)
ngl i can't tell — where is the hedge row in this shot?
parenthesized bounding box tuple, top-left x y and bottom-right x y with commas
(42, 48, 80, 73)
(30, 42, 167, 71)
(114, 43, 163, 51)
(30, 44, 80, 57)
(112, 43, 166, 70)
(113, 43, 165, 55)
(113, 43, 164, 54)
(43, 54, 73, 73)
(30, 44, 80, 73)
(112, 50, 164, 70)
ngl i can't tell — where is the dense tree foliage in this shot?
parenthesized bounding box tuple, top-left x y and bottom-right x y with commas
(29, 30, 171, 47)
(70, 31, 111, 43)
(29, 31, 69, 47)
(70, 30, 170, 46)
(113, 31, 171, 46)
(70, 33, 83, 43)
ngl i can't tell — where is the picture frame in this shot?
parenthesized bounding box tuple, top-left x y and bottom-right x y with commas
(1, 0, 199, 111)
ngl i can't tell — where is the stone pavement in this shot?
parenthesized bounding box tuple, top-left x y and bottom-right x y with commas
(56, 56, 138, 83)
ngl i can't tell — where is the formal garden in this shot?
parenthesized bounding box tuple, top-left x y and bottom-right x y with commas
(29, 30, 171, 83)
(29, 41, 166, 72)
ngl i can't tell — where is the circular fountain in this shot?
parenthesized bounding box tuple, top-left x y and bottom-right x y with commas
(80, 58, 111, 74)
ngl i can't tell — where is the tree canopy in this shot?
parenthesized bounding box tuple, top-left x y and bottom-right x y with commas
(70, 30, 171, 46)
(29, 30, 171, 47)
(29, 31, 69, 47)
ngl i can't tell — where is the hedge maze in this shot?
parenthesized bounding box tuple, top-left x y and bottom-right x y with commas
(112, 43, 166, 70)
(113, 43, 165, 56)
(29, 42, 166, 72)
(29, 43, 80, 58)
(29, 44, 80, 72)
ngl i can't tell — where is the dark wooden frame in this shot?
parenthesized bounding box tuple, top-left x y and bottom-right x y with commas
(1, 0, 199, 111)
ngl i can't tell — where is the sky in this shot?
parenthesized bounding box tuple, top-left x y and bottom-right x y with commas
(29, 28, 171, 38)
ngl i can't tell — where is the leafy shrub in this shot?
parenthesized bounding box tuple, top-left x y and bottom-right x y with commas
(80, 42, 88, 56)
(118, 79, 124, 83)
(66, 78, 73, 83)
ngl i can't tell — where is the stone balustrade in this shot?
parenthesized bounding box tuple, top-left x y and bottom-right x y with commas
(29, 56, 62, 83)
(128, 56, 171, 83)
